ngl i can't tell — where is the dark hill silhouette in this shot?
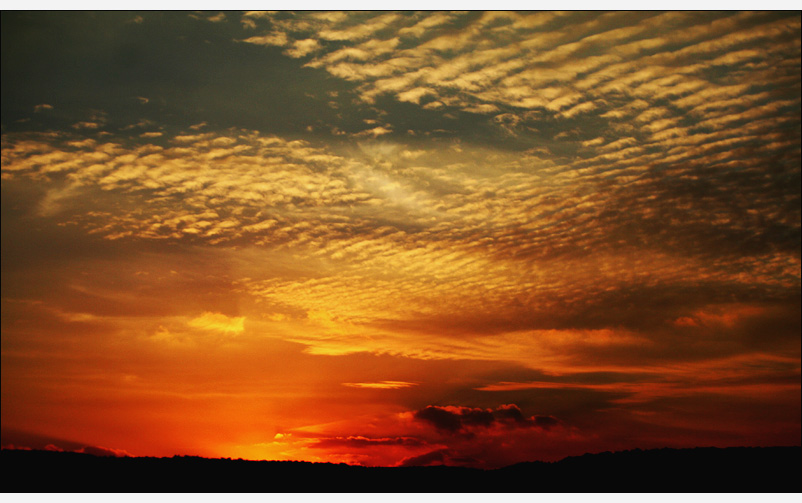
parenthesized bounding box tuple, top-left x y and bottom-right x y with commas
(2, 446, 799, 492)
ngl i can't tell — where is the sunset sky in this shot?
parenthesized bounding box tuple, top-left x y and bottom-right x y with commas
(1, 10, 800, 469)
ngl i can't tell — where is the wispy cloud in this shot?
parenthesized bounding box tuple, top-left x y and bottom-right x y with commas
(188, 312, 245, 334)
(343, 381, 418, 389)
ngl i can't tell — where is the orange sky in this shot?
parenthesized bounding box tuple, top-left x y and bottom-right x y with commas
(1, 10, 800, 468)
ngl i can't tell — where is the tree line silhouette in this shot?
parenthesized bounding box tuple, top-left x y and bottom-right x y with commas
(2, 446, 799, 492)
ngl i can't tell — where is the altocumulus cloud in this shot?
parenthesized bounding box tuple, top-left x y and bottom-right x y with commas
(2, 125, 798, 367)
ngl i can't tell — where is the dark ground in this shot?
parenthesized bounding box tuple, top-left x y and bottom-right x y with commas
(2, 445, 800, 492)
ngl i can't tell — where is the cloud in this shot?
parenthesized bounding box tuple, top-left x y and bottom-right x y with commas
(285, 39, 320, 58)
(354, 126, 392, 138)
(2, 445, 33, 451)
(70, 122, 100, 130)
(0, 430, 131, 458)
(207, 13, 226, 23)
(311, 436, 425, 449)
(413, 404, 560, 434)
(188, 312, 245, 334)
(317, 13, 402, 42)
(414, 406, 468, 433)
(241, 32, 288, 47)
(33, 104, 53, 112)
(342, 381, 418, 389)
(76, 445, 132, 457)
(237, 12, 799, 157)
(6, 122, 795, 368)
(398, 448, 452, 467)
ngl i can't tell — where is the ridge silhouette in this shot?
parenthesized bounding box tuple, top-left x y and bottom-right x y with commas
(3, 446, 800, 492)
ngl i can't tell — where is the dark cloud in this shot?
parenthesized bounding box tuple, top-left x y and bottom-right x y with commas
(1, 427, 130, 457)
(1, 427, 85, 453)
(375, 286, 801, 370)
(413, 406, 464, 433)
(413, 404, 560, 434)
(1, 445, 32, 451)
(468, 389, 631, 425)
(533, 416, 560, 430)
(398, 448, 451, 467)
(76, 445, 131, 457)
(493, 403, 527, 423)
